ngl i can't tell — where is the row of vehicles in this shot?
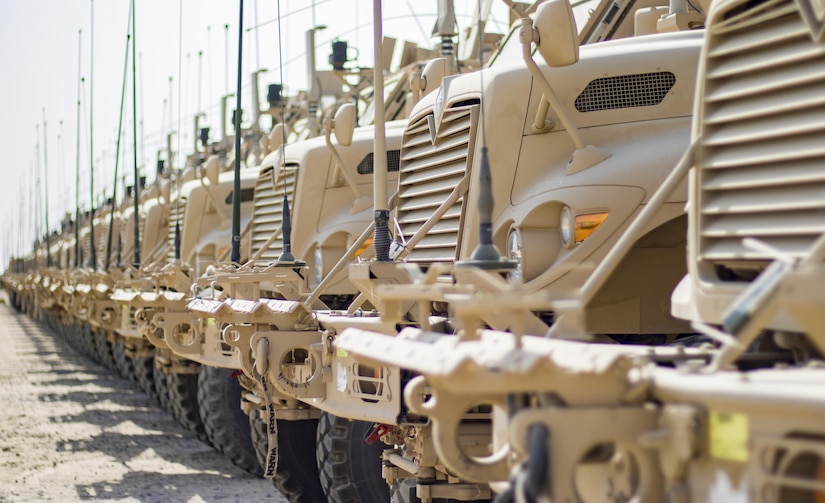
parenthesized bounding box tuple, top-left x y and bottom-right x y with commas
(5, 0, 824, 500)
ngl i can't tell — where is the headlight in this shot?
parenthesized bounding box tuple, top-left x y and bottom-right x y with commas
(560, 206, 572, 247)
(507, 228, 522, 281)
(560, 207, 609, 246)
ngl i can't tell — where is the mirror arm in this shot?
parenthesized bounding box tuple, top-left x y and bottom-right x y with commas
(519, 19, 584, 149)
(198, 175, 230, 223)
(324, 121, 363, 199)
(532, 96, 553, 132)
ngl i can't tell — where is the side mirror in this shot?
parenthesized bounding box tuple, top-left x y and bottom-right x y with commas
(333, 103, 356, 147)
(267, 123, 286, 154)
(160, 179, 172, 203)
(533, 0, 579, 67)
(203, 155, 221, 185)
(420, 57, 448, 97)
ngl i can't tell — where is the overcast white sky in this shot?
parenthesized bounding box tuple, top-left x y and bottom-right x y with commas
(0, 0, 512, 268)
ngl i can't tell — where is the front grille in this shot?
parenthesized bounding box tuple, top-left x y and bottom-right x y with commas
(250, 164, 297, 261)
(698, 0, 825, 278)
(82, 230, 92, 267)
(574, 72, 676, 112)
(396, 101, 478, 263)
(166, 198, 186, 262)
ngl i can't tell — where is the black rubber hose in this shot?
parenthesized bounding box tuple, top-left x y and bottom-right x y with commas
(525, 423, 550, 501)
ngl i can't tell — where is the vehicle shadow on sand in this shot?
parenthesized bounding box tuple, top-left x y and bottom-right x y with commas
(74, 470, 280, 502)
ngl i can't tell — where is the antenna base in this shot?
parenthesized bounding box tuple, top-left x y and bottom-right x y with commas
(456, 244, 518, 271)
(275, 253, 306, 268)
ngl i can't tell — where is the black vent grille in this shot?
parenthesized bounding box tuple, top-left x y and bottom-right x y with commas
(574, 72, 676, 112)
(356, 150, 401, 175)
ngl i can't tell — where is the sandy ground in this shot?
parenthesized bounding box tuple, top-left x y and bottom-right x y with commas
(0, 297, 287, 503)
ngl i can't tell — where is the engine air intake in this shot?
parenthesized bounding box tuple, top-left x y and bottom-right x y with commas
(356, 150, 401, 175)
(574, 72, 676, 112)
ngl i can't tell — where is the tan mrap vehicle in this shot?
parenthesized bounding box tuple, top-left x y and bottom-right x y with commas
(339, 0, 825, 501)
(372, 6, 702, 339)
(180, 117, 405, 368)
(114, 161, 258, 423)
(669, 0, 825, 347)
(178, 118, 403, 502)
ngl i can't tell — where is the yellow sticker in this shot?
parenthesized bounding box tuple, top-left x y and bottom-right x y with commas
(336, 347, 349, 358)
(207, 318, 216, 326)
(709, 411, 749, 462)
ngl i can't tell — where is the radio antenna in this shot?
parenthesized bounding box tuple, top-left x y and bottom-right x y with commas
(105, 0, 133, 271)
(230, 0, 245, 265)
(456, 0, 517, 271)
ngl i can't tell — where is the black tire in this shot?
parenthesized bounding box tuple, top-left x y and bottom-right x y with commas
(93, 329, 117, 372)
(154, 364, 173, 414)
(133, 355, 157, 398)
(316, 412, 390, 503)
(197, 366, 262, 475)
(167, 369, 210, 444)
(79, 324, 97, 361)
(112, 341, 136, 383)
(69, 323, 81, 351)
(249, 410, 326, 503)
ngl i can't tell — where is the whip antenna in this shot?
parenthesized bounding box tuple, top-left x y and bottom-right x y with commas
(74, 31, 82, 268)
(372, 0, 391, 261)
(456, 0, 516, 271)
(42, 111, 51, 268)
(174, 0, 185, 262)
(275, 0, 300, 265)
(229, 0, 245, 265)
(89, 0, 97, 270)
(105, 0, 133, 271)
(132, 0, 140, 269)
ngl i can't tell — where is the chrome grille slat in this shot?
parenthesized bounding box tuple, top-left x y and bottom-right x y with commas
(702, 131, 825, 169)
(707, 10, 806, 58)
(400, 219, 461, 236)
(702, 211, 825, 237)
(702, 158, 825, 190)
(713, 0, 796, 34)
(701, 182, 825, 214)
(249, 166, 297, 261)
(397, 103, 477, 263)
(705, 58, 825, 104)
(400, 160, 466, 186)
(401, 144, 469, 168)
(705, 35, 823, 80)
(396, 205, 463, 222)
(698, 0, 825, 274)
(703, 104, 825, 145)
(704, 73, 825, 121)
(401, 129, 473, 162)
(701, 236, 815, 261)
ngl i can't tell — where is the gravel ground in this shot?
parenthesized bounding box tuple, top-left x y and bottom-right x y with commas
(0, 297, 286, 503)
